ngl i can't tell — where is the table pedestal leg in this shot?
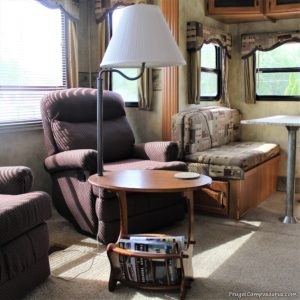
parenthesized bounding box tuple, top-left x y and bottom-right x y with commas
(183, 190, 194, 281)
(107, 190, 128, 291)
(283, 126, 298, 224)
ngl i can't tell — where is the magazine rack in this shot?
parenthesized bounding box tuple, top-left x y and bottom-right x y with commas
(89, 170, 212, 299)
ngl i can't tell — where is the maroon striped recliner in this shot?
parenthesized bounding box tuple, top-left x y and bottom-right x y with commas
(41, 88, 187, 245)
(0, 166, 52, 299)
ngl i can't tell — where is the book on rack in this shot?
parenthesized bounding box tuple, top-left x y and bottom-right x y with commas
(129, 234, 185, 282)
(135, 239, 175, 285)
(118, 236, 184, 285)
(128, 234, 186, 252)
(118, 240, 138, 282)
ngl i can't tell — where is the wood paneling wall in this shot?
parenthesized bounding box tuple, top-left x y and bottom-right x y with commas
(161, 0, 179, 140)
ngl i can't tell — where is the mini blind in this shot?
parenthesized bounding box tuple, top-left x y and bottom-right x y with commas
(0, 0, 67, 125)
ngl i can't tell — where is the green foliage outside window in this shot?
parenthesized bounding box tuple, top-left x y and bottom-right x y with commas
(256, 43, 300, 98)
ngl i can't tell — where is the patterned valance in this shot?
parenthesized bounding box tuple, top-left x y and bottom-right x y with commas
(241, 31, 300, 59)
(36, 0, 79, 21)
(95, 0, 154, 23)
(187, 21, 232, 58)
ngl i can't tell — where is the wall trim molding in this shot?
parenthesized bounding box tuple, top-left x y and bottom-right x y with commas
(161, 0, 179, 141)
(277, 176, 300, 193)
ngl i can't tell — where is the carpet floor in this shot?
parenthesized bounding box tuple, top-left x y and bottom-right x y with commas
(25, 192, 300, 300)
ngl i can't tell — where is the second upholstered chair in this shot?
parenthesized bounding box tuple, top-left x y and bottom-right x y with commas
(0, 166, 52, 299)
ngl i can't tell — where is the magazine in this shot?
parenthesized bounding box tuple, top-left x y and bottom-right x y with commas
(129, 234, 186, 274)
(128, 234, 186, 252)
(133, 239, 175, 285)
(119, 237, 182, 285)
(118, 239, 138, 282)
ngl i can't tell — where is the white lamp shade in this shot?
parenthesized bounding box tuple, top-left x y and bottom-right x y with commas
(100, 4, 186, 68)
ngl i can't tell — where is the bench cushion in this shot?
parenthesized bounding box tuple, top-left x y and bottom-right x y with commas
(186, 142, 280, 180)
(172, 106, 241, 158)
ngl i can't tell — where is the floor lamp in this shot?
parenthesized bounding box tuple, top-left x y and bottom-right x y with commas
(97, 4, 185, 176)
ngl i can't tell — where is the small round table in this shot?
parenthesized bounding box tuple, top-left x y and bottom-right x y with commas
(89, 169, 212, 299)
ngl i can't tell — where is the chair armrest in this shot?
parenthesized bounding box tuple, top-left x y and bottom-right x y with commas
(0, 166, 33, 194)
(44, 149, 97, 174)
(133, 141, 180, 162)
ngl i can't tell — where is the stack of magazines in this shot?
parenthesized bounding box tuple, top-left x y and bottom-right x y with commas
(118, 235, 186, 285)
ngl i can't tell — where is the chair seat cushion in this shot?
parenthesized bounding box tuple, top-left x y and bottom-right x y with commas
(186, 142, 280, 180)
(0, 192, 52, 246)
(104, 158, 187, 172)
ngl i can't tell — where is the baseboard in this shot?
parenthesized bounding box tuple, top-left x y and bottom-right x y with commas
(277, 176, 300, 193)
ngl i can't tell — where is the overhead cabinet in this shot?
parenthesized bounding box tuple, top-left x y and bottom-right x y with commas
(266, 0, 300, 19)
(206, 0, 300, 23)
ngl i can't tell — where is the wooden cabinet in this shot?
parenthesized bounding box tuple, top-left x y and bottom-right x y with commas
(205, 0, 300, 23)
(206, 0, 266, 23)
(207, 0, 263, 14)
(265, 0, 300, 19)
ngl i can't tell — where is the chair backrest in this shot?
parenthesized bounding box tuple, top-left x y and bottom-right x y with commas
(41, 88, 135, 162)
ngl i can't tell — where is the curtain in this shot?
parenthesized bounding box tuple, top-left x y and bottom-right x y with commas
(219, 48, 230, 107)
(188, 51, 201, 104)
(36, 0, 79, 88)
(97, 15, 111, 90)
(243, 55, 255, 104)
(138, 68, 153, 110)
(187, 21, 232, 106)
(96, 0, 154, 110)
(36, 0, 79, 21)
(95, 0, 154, 24)
(241, 31, 300, 59)
(68, 19, 78, 87)
(241, 31, 300, 103)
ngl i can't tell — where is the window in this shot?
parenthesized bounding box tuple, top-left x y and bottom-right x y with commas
(200, 43, 222, 99)
(0, 0, 68, 126)
(111, 7, 139, 107)
(255, 42, 300, 100)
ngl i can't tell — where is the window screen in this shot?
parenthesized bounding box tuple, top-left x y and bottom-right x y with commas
(0, 0, 67, 125)
(255, 43, 300, 99)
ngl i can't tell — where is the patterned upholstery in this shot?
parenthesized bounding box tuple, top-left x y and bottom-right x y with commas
(172, 107, 280, 180)
(41, 88, 187, 245)
(172, 106, 240, 158)
(187, 142, 280, 179)
(0, 166, 33, 194)
(133, 141, 180, 162)
(0, 166, 52, 299)
(0, 192, 51, 246)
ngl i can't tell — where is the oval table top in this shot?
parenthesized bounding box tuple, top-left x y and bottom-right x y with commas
(89, 169, 212, 193)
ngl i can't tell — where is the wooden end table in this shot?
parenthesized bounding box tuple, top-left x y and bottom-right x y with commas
(89, 169, 212, 299)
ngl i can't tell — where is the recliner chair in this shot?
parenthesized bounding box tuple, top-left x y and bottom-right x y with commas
(41, 88, 187, 244)
(0, 166, 52, 299)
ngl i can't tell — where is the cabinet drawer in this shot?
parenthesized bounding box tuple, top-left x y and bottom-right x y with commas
(194, 180, 229, 216)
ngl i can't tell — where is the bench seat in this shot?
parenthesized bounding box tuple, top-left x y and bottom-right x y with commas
(186, 141, 280, 180)
(172, 106, 280, 219)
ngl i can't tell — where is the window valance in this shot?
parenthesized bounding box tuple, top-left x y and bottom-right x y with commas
(187, 21, 232, 58)
(95, 0, 154, 24)
(241, 31, 300, 59)
(36, 0, 79, 21)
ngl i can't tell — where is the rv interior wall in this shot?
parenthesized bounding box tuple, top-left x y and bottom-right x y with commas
(0, 128, 51, 193)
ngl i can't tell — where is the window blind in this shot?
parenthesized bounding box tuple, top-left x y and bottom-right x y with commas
(0, 0, 67, 125)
